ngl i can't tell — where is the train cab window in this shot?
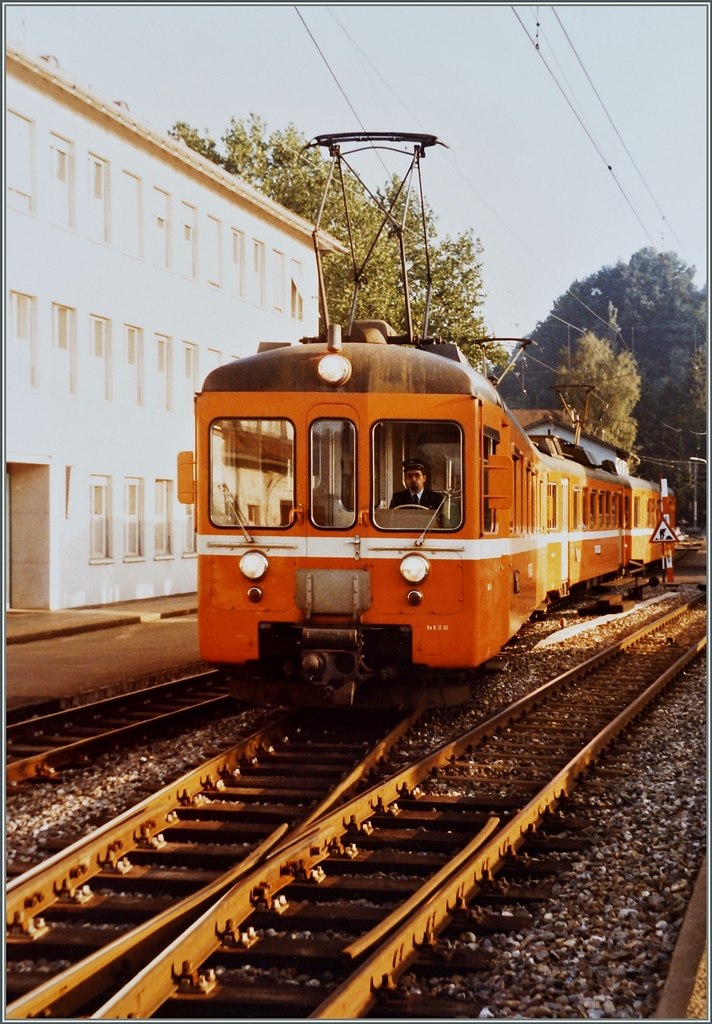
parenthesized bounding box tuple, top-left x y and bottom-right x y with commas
(210, 418, 295, 528)
(372, 420, 462, 530)
(310, 419, 356, 529)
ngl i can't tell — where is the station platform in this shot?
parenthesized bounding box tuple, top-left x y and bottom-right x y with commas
(5, 593, 207, 718)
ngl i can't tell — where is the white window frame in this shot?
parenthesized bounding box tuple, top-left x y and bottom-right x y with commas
(231, 228, 245, 298)
(154, 479, 173, 557)
(206, 215, 222, 288)
(125, 324, 144, 405)
(291, 259, 304, 321)
(183, 504, 197, 555)
(49, 132, 74, 228)
(253, 239, 266, 306)
(90, 475, 112, 562)
(152, 187, 171, 268)
(121, 171, 142, 257)
(155, 333, 172, 412)
(124, 477, 144, 559)
(89, 315, 112, 401)
(180, 201, 197, 279)
(272, 249, 285, 313)
(88, 153, 110, 243)
(9, 291, 38, 388)
(52, 303, 78, 394)
(7, 110, 35, 213)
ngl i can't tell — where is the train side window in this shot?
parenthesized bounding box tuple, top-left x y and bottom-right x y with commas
(624, 495, 631, 528)
(210, 418, 295, 528)
(573, 487, 581, 529)
(590, 489, 597, 528)
(547, 482, 558, 531)
(372, 420, 462, 531)
(582, 487, 589, 528)
(604, 491, 611, 527)
(310, 419, 356, 529)
(598, 491, 605, 528)
(633, 495, 641, 527)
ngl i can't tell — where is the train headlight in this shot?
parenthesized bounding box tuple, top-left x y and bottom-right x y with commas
(400, 554, 430, 583)
(240, 551, 269, 581)
(317, 353, 352, 386)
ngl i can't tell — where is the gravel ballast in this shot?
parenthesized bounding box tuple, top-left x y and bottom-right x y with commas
(6, 585, 705, 1019)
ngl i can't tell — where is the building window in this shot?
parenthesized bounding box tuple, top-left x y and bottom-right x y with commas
(125, 324, 144, 405)
(121, 171, 142, 256)
(183, 504, 196, 554)
(9, 291, 38, 388)
(124, 477, 143, 557)
(152, 187, 171, 268)
(272, 249, 285, 313)
(90, 475, 111, 560)
(88, 154, 110, 243)
(90, 316, 111, 400)
(183, 341, 198, 413)
(206, 215, 222, 288)
(155, 334, 172, 411)
(49, 132, 73, 228)
(291, 259, 304, 321)
(7, 110, 34, 212)
(231, 229, 244, 297)
(180, 202, 197, 278)
(53, 303, 77, 393)
(253, 239, 266, 306)
(155, 479, 173, 556)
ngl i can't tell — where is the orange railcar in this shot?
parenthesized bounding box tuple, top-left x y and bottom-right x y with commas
(178, 327, 668, 708)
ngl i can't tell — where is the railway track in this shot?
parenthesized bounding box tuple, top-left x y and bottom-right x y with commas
(6, 595, 704, 1018)
(5, 671, 232, 786)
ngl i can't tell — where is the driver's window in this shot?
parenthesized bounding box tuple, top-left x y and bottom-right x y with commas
(372, 420, 463, 530)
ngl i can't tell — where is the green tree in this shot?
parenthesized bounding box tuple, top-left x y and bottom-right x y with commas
(501, 248, 707, 520)
(170, 117, 499, 364)
(553, 332, 641, 450)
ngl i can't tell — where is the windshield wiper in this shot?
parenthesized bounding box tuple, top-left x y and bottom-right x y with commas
(220, 483, 254, 544)
(415, 491, 458, 547)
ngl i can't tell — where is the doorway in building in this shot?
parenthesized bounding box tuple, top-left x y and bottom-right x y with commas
(6, 462, 50, 609)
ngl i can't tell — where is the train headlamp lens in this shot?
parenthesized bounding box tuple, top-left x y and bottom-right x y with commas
(400, 554, 430, 583)
(240, 551, 269, 580)
(317, 353, 352, 386)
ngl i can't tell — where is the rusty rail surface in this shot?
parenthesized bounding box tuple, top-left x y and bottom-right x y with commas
(6, 708, 420, 1018)
(44, 597, 702, 1020)
(6, 671, 228, 785)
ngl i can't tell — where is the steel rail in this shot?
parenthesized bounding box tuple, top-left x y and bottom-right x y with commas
(6, 671, 226, 784)
(311, 631, 707, 1018)
(6, 710, 419, 1018)
(85, 598, 705, 1019)
(7, 711, 290, 917)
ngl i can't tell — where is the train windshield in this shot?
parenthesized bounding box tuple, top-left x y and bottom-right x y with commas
(310, 419, 356, 528)
(372, 420, 463, 530)
(210, 418, 295, 528)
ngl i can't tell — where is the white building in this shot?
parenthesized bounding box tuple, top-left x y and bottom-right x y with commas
(6, 44, 335, 610)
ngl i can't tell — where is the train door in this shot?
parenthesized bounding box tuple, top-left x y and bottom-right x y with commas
(561, 478, 569, 588)
(300, 404, 368, 622)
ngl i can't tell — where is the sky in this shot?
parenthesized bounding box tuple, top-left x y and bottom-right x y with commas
(4, 3, 708, 339)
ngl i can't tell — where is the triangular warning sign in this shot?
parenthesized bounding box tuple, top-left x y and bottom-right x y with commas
(650, 518, 679, 543)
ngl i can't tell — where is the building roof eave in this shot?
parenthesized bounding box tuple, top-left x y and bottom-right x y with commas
(6, 44, 346, 255)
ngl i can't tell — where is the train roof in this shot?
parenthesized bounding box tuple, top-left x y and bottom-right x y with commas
(201, 341, 505, 404)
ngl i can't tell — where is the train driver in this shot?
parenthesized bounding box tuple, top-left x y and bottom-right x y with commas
(389, 460, 441, 509)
